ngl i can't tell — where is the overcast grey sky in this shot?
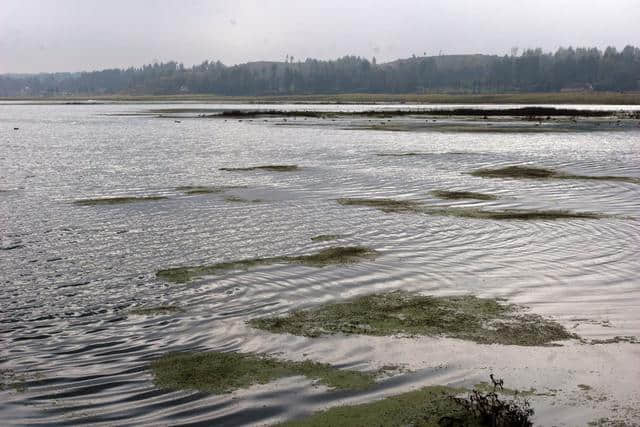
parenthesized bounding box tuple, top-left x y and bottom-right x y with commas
(1, 0, 639, 74)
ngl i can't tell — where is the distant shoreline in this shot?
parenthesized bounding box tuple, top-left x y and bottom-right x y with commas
(2, 92, 640, 105)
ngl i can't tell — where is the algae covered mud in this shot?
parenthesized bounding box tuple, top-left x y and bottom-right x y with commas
(1, 102, 640, 426)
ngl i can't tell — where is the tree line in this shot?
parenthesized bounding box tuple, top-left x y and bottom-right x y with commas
(1, 46, 639, 97)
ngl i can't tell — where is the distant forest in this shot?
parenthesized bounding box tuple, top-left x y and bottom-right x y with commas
(2, 46, 640, 97)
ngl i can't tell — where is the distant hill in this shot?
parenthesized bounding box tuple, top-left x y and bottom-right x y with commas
(1, 46, 639, 97)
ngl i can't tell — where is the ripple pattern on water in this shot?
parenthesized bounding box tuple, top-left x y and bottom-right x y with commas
(1, 103, 639, 425)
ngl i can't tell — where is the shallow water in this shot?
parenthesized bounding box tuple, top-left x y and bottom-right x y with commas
(1, 103, 639, 426)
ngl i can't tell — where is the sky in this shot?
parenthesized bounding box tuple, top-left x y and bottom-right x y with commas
(1, 0, 639, 74)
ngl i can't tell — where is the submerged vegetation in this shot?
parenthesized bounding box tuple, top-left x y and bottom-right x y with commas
(220, 165, 299, 172)
(151, 351, 376, 393)
(310, 234, 344, 242)
(337, 197, 604, 220)
(427, 207, 604, 220)
(176, 186, 225, 195)
(156, 246, 378, 283)
(431, 190, 498, 201)
(376, 152, 425, 157)
(223, 195, 263, 203)
(249, 291, 577, 346)
(279, 385, 474, 427)
(1, 369, 25, 392)
(128, 305, 183, 316)
(73, 196, 167, 205)
(281, 376, 534, 427)
(470, 165, 640, 184)
(337, 198, 423, 213)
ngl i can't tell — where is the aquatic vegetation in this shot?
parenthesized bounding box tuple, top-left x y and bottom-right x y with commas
(470, 166, 558, 179)
(310, 234, 343, 242)
(151, 351, 376, 394)
(279, 385, 479, 426)
(337, 198, 423, 213)
(424, 207, 604, 220)
(73, 196, 167, 206)
(470, 165, 640, 184)
(0, 368, 40, 393)
(376, 152, 424, 157)
(249, 291, 577, 346)
(128, 305, 183, 316)
(223, 195, 263, 203)
(586, 335, 639, 345)
(286, 246, 378, 266)
(282, 377, 536, 427)
(156, 246, 378, 283)
(176, 186, 225, 195)
(220, 165, 299, 172)
(431, 190, 498, 201)
(338, 197, 604, 220)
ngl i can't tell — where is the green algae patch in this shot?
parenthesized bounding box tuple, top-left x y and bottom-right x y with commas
(128, 305, 183, 316)
(470, 165, 640, 184)
(73, 196, 167, 206)
(337, 198, 423, 213)
(431, 190, 498, 201)
(311, 234, 343, 242)
(249, 291, 577, 346)
(220, 165, 299, 172)
(279, 385, 477, 427)
(151, 351, 376, 394)
(156, 246, 378, 283)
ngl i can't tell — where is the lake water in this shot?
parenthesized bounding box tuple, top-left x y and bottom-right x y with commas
(1, 103, 639, 425)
